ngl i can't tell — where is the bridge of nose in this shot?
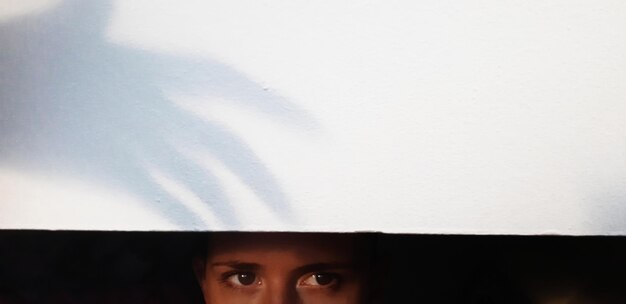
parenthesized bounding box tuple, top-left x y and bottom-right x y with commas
(260, 272, 301, 304)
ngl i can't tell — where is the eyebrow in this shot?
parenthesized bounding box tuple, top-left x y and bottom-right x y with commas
(210, 261, 355, 273)
(292, 262, 356, 275)
(210, 261, 261, 270)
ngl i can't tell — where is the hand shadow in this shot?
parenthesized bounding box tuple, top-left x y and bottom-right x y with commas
(0, 0, 318, 228)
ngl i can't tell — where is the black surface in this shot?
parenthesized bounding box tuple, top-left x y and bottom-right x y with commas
(1, 231, 625, 303)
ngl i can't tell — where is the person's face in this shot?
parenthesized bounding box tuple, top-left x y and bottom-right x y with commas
(195, 233, 368, 304)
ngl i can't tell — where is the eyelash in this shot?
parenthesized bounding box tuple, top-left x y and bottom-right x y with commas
(218, 271, 342, 289)
(219, 271, 260, 288)
(299, 272, 341, 289)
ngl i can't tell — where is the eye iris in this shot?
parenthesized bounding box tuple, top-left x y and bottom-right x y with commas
(237, 273, 256, 285)
(314, 273, 334, 285)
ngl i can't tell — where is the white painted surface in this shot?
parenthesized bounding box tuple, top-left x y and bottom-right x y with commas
(1, 0, 625, 234)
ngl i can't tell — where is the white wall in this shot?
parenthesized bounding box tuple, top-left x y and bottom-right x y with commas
(1, 0, 625, 234)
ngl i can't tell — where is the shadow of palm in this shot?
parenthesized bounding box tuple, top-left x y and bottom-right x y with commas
(0, 0, 317, 228)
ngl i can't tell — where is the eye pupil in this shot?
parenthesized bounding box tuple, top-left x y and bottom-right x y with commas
(237, 273, 256, 285)
(314, 273, 334, 285)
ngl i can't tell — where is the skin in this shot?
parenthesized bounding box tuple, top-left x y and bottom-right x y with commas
(194, 233, 369, 304)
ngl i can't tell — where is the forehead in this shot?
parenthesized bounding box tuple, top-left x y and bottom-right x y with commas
(206, 233, 360, 262)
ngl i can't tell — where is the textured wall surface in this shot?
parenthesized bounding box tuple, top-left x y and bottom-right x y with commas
(1, 0, 625, 234)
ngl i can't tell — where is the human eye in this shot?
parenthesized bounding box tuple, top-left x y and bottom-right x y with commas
(299, 272, 340, 288)
(221, 271, 261, 288)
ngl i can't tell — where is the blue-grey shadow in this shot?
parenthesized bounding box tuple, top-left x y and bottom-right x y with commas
(585, 188, 626, 235)
(0, 0, 318, 229)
